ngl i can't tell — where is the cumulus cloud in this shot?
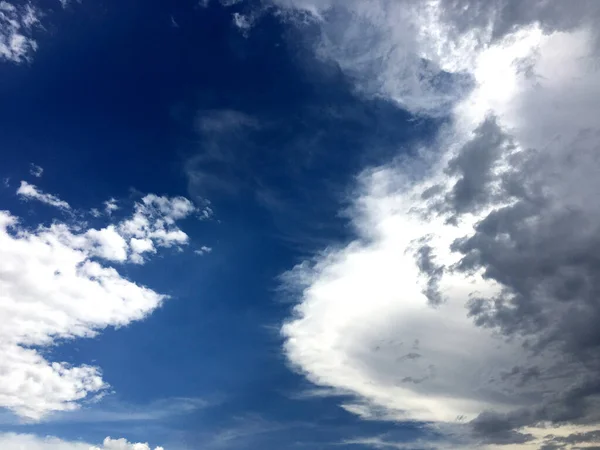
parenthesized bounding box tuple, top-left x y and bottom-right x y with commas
(0, 433, 165, 450)
(0, 188, 198, 420)
(91, 437, 164, 450)
(195, 245, 212, 255)
(0, 1, 39, 63)
(17, 181, 72, 210)
(277, 0, 600, 447)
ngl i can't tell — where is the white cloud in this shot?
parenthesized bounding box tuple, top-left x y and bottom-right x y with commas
(272, 0, 600, 117)
(0, 433, 90, 450)
(17, 181, 71, 210)
(130, 237, 155, 254)
(232, 13, 254, 35)
(30, 163, 44, 178)
(118, 194, 198, 263)
(0, 189, 198, 420)
(0, 433, 165, 450)
(277, 0, 600, 446)
(104, 198, 119, 215)
(281, 164, 531, 423)
(271, 0, 475, 115)
(84, 226, 129, 261)
(195, 245, 212, 255)
(92, 437, 164, 450)
(0, 1, 39, 63)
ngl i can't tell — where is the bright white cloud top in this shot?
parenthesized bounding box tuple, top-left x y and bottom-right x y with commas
(0, 185, 199, 420)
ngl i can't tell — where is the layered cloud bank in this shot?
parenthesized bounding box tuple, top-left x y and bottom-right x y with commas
(1, 183, 199, 420)
(278, 0, 600, 447)
(0, 433, 165, 450)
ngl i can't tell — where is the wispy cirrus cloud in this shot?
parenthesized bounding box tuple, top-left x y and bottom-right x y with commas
(0, 1, 39, 63)
(17, 181, 72, 210)
(29, 163, 44, 178)
(39, 396, 212, 424)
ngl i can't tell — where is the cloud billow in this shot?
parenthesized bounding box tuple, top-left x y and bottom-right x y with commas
(0, 185, 199, 420)
(276, 0, 600, 447)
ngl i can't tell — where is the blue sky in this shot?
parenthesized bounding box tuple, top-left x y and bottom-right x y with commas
(1, 1, 600, 449)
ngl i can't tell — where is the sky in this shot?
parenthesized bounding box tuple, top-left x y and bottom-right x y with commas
(1, 0, 600, 449)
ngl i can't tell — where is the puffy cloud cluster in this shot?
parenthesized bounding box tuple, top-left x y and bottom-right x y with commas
(0, 1, 39, 63)
(0, 433, 165, 450)
(91, 437, 164, 450)
(0, 184, 198, 420)
(277, 0, 600, 448)
(117, 193, 198, 263)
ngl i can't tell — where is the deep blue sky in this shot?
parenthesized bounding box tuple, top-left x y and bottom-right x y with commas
(0, 0, 441, 448)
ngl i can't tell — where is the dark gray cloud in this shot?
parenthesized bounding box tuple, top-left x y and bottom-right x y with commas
(414, 241, 446, 306)
(470, 411, 535, 445)
(430, 118, 600, 439)
(438, 0, 600, 42)
(540, 429, 600, 449)
(499, 365, 540, 387)
(444, 116, 513, 215)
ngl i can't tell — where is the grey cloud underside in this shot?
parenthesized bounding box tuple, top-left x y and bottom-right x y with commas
(429, 118, 600, 441)
(413, 241, 445, 307)
(443, 117, 514, 216)
(540, 430, 600, 450)
(440, 0, 600, 40)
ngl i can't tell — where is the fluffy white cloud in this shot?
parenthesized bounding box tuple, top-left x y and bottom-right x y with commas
(0, 1, 39, 63)
(0, 188, 198, 420)
(0, 433, 165, 450)
(91, 437, 164, 450)
(282, 162, 531, 423)
(277, 0, 600, 447)
(118, 194, 199, 263)
(17, 181, 71, 210)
